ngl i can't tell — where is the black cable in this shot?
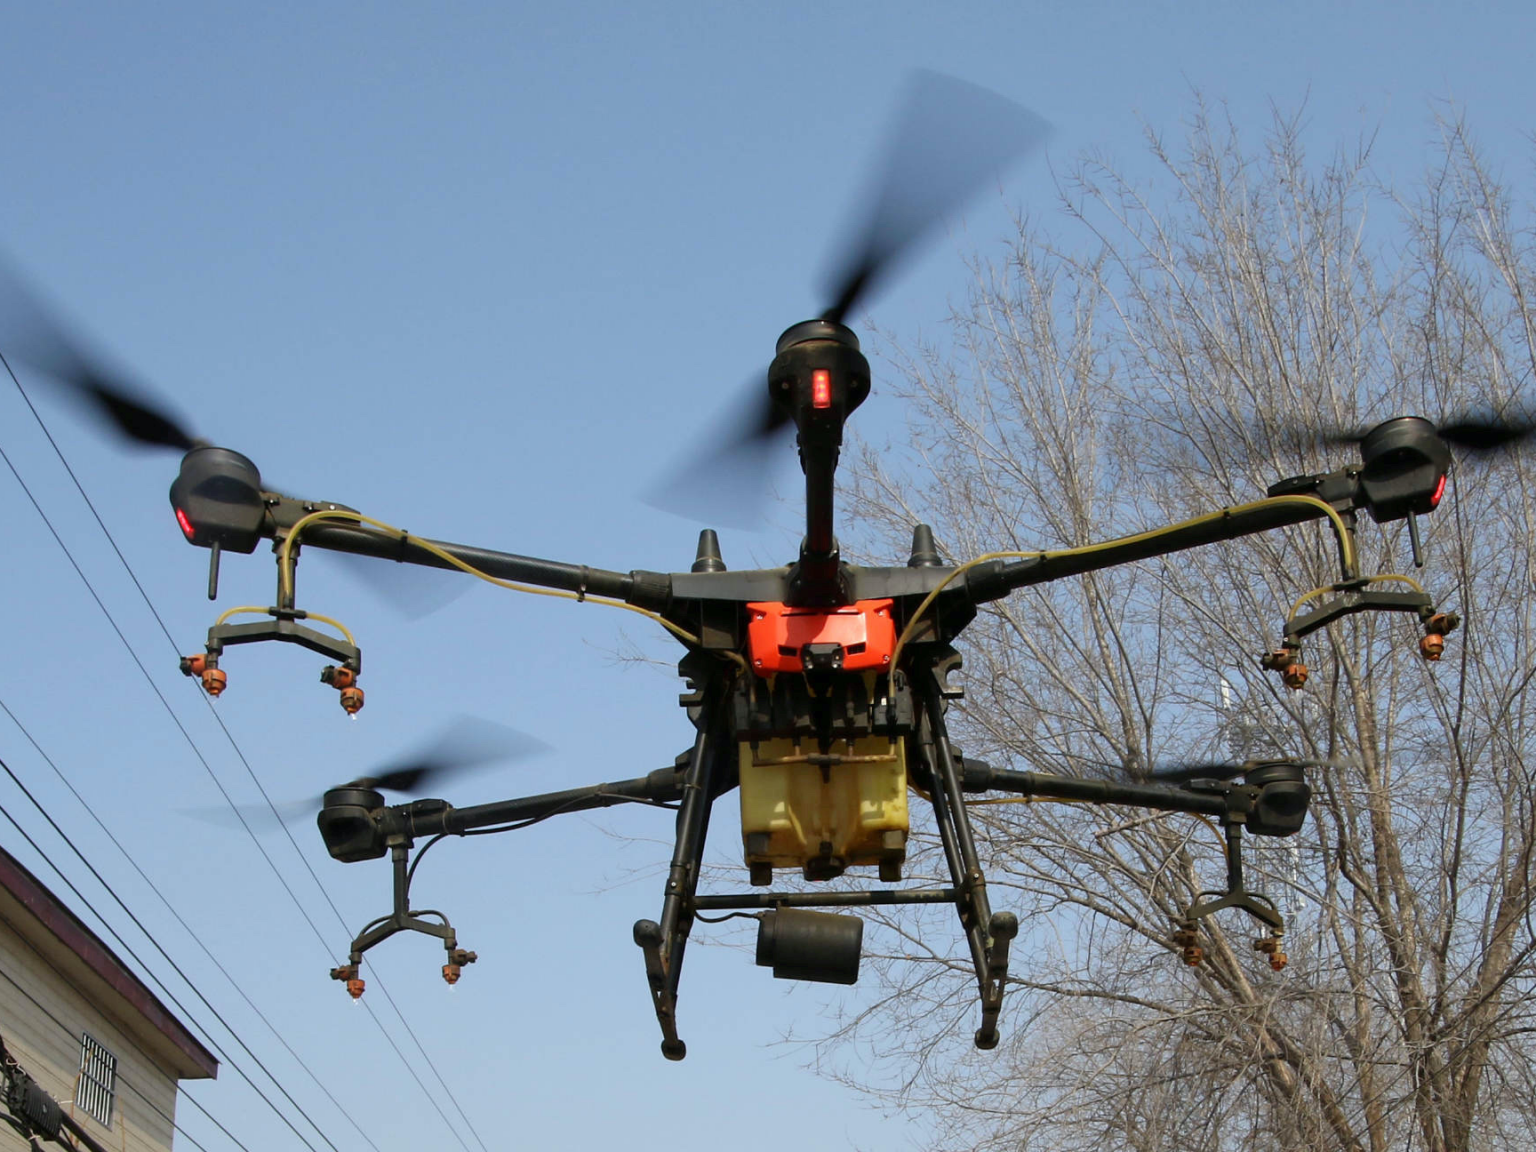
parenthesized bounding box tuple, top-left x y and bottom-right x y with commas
(0, 1032, 110, 1152)
(407, 792, 679, 902)
(3, 357, 490, 1152)
(406, 788, 663, 880)
(0, 1113, 29, 1142)
(0, 769, 336, 1152)
(405, 835, 449, 889)
(0, 695, 382, 1152)
(0, 436, 338, 950)
(0, 455, 479, 1152)
(458, 793, 680, 838)
(692, 910, 762, 924)
(0, 949, 231, 1151)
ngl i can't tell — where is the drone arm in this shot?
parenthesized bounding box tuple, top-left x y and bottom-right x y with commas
(961, 762, 1231, 820)
(967, 764, 1289, 933)
(405, 766, 687, 838)
(968, 497, 1344, 604)
(262, 502, 672, 610)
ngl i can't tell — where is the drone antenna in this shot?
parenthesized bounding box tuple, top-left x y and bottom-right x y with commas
(692, 530, 726, 573)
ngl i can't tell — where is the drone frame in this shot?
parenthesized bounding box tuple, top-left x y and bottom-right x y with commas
(189, 382, 1453, 1057)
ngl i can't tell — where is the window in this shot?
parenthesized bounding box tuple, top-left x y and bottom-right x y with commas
(75, 1033, 117, 1127)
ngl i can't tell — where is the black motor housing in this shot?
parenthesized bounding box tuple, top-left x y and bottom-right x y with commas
(317, 786, 386, 862)
(1246, 762, 1312, 838)
(169, 446, 266, 552)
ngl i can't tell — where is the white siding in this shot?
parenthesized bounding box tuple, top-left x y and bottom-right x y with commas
(0, 916, 181, 1152)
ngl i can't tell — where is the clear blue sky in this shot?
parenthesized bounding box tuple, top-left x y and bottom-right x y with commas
(1, 3, 1532, 1149)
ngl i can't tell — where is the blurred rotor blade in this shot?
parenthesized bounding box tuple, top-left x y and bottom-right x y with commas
(821, 70, 1050, 325)
(1148, 757, 1338, 785)
(1294, 411, 1536, 457)
(184, 718, 549, 830)
(320, 550, 473, 621)
(347, 716, 550, 795)
(1436, 412, 1536, 452)
(1147, 762, 1249, 784)
(649, 74, 1046, 527)
(180, 796, 329, 830)
(0, 256, 201, 451)
(643, 369, 795, 526)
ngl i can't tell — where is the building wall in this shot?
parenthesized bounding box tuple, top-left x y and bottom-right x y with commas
(0, 915, 181, 1152)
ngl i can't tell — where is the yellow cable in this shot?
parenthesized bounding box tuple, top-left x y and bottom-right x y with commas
(279, 494, 1350, 679)
(1288, 572, 1428, 626)
(303, 611, 357, 646)
(890, 494, 1354, 671)
(1193, 814, 1229, 858)
(277, 508, 730, 663)
(214, 605, 270, 628)
(1365, 572, 1427, 595)
(212, 605, 356, 646)
(1287, 586, 1330, 621)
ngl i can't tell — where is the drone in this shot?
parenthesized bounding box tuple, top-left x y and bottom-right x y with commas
(3, 72, 1529, 1061)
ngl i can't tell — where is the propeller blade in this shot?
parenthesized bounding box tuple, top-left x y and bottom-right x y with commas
(643, 369, 795, 526)
(1436, 413, 1536, 453)
(341, 716, 549, 796)
(1148, 757, 1337, 785)
(1290, 411, 1536, 457)
(0, 256, 201, 452)
(184, 718, 549, 830)
(649, 73, 1047, 526)
(820, 70, 1050, 325)
(179, 796, 320, 829)
(320, 550, 474, 621)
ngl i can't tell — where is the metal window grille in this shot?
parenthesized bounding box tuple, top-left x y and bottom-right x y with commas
(75, 1033, 117, 1127)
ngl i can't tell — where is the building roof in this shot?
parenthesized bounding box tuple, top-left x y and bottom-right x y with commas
(0, 843, 218, 1081)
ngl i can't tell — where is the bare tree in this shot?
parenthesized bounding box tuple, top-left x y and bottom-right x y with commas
(829, 103, 1536, 1152)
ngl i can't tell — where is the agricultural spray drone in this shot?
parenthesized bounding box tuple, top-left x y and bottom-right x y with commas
(4, 73, 1523, 1060)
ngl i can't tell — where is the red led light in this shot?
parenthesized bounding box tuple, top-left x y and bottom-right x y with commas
(1430, 473, 1447, 508)
(812, 369, 831, 409)
(175, 507, 195, 539)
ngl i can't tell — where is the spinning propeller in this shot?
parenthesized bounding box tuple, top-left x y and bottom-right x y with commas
(650, 71, 1051, 523)
(1293, 411, 1536, 457)
(0, 258, 204, 454)
(1146, 756, 1339, 785)
(191, 718, 548, 827)
(0, 258, 478, 612)
(313, 717, 548, 803)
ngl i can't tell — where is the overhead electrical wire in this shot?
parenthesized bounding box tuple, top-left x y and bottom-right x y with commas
(1, 362, 492, 1152)
(0, 777, 335, 1151)
(4, 365, 491, 1148)
(0, 695, 382, 1152)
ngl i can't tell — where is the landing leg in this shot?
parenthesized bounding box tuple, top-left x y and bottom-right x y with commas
(634, 680, 724, 1060)
(911, 662, 1016, 1049)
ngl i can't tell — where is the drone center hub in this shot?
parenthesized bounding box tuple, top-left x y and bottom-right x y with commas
(733, 608, 912, 883)
(744, 599, 896, 675)
(769, 321, 871, 440)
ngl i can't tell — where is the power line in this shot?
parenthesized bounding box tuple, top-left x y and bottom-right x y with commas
(0, 768, 339, 1151)
(0, 695, 382, 1152)
(2, 358, 490, 1152)
(0, 454, 478, 1152)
